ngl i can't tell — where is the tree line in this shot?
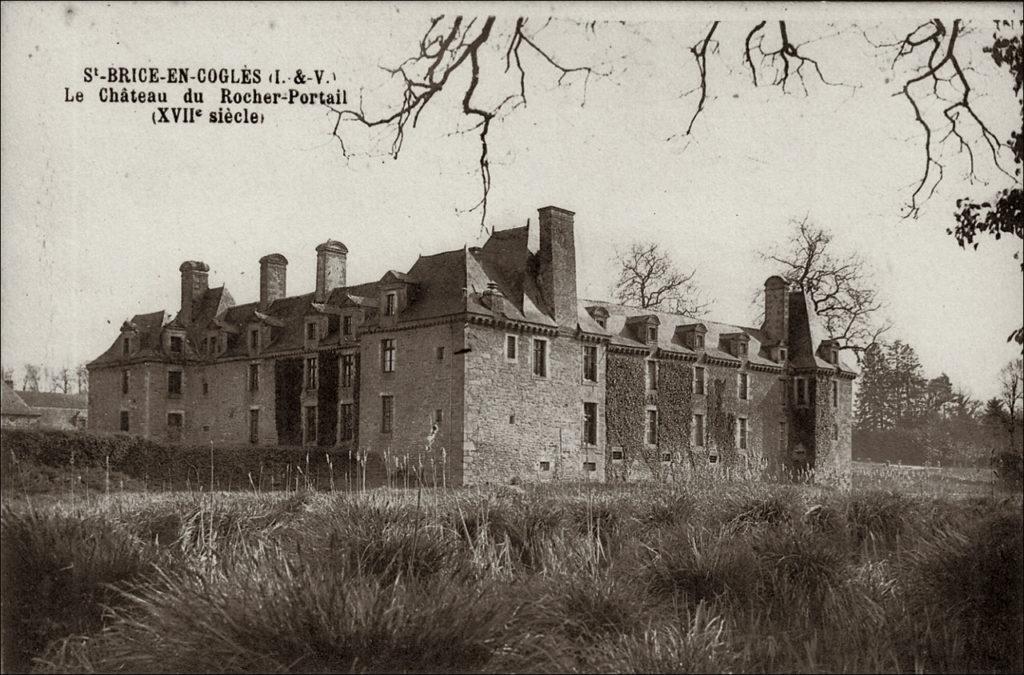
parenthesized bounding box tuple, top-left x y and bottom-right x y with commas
(2, 363, 89, 395)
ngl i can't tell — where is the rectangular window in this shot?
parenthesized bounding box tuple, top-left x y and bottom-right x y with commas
(339, 403, 355, 441)
(660, 450, 672, 462)
(167, 412, 183, 442)
(539, 461, 551, 471)
(169, 335, 183, 354)
(779, 422, 788, 452)
(121, 369, 129, 394)
(832, 380, 839, 407)
(381, 395, 394, 433)
(611, 448, 624, 461)
(119, 410, 130, 432)
(738, 372, 750, 400)
(693, 366, 705, 395)
(694, 333, 705, 349)
(647, 360, 658, 390)
(305, 357, 318, 390)
(506, 334, 518, 361)
(248, 363, 259, 392)
(342, 315, 352, 337)
(738, 417, 749, 450)
(533, 338, 547, 377)
(794, 378, 809, 406)
(779, 347, 787, 362)
(202, 380, 209, 396)
(167, 370, 182, 397)
(583, 402, 598, 446)
(341, 354, 354, 387)
(583, 345, 598, 382)
(833, 423, 839, 441)
(584, 461, 597, 472)
(434, 408, 443, 425)
(384, 292, 397, 316)
(249, 408, 259, 444)
(647, 326, 658, 343)
(646, 409, 658, 445)
(306, 322, 318, 340)
(381, 339, 396, 373)
(250, 328, 259, 351)
(304, 406, 317, 444)
(693, 413, 705, 447)
(436, 346, 445, 362)
(122, 336, 131, 356)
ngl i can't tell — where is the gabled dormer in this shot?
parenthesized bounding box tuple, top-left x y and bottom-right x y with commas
(164, 327, 187, 358)
(585, 305, 610, 329)
(676, 323, 707, 350)
(119, 321, 138, 358)
(819, 339, 841, 366)
(303, 312, 329, 350)
(335, 293, 374, 341)
(720, 332, 750, 359)
(626, 315, 660, 345)
(378, 270, 416, 323)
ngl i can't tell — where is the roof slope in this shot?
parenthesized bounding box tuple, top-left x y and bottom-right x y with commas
(1, 382, 40, 417)
(17, 390, 88, 410)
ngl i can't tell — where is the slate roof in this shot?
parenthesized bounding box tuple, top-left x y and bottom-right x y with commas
(1, 381, 40, 418)
(16, 391, 88, 410)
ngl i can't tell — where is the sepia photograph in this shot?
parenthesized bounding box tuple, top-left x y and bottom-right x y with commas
(1, 1, 1022, 672)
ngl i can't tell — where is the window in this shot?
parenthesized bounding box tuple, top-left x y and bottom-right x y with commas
(830, 348, 839, 364)
(709, 449, 720, 464)
(305, 357, 318, 390)
(611, 448, 624, 461)
(169, 335, 183, 354)
(248, 363, 259, 392)
(384, 292, 397, 316)
(583, 461, 597, 472)
(583, 402, 598, 446)
(306, 322, 318, 341)
(779, 422, 788, 452)
(167, 412, 183, 442)
(381, 395, 394, 433)
(583, 345, 598, 382)
(660, 451, 672, 462)
(509, 413, 515, 424)
(693, 413, 705, 447)
(249, 409, 259, 444)
(505, 334, 518, 361)
(339, 403, 355, 441)
(645, 408, 658, 445)
(832, 380, 839, 407)
(119, 410, 130, 432)
(249, 328, 260, 351)
(539, 461, 551, 471)
(693, 366, 705, 395)
(341, 354, 354, 387)
(596, 316, 607, 328)
(738, 372, 750, 400)
(304, 406, 317, 444)
(779, 347, 787, 362)
(202, 380, 209, 396)
(381, 339, 396, 373)
(532, 338, 547, 377)
(694, 333, 705, 349)
(342, 315, 353, 337)
(434, 408, 444, 425)
(794, 378, 809, 406)
(121, 369, 129, 394)
(122, 336, 131, 356)
(436, 346, 445, 362)
(737, 417, 749, 450)
(167, 370, 183, 397)
(647, 326, 658, 343)
(647, 360, 658, 390)
(833, 423, 839, 441)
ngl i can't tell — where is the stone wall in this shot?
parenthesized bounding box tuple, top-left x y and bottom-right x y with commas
(462, 324, 605, 485)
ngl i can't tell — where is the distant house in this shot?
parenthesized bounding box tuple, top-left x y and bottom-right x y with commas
(15, 390, 88, 430)
(1, 380, 41, 429)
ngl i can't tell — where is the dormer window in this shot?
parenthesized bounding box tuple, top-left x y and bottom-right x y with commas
(586, 306, 610, 330)
(306, 321, 318, 341)
(122, 336, 132, 356)
(677, 323, 707, 350)
(778, 347, 788, 362)
(342, 315, 352, 337)
(694, 333, 705, 349)
(647, 326, 658, 343)
(249, 328, 260, 352)
(169, 335, 183, 354)
(384, 292, 397, 316)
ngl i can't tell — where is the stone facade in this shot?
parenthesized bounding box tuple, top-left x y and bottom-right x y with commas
(87, 206, 855, 485)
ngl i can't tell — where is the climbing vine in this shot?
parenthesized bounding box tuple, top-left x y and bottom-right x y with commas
(707, 377, 737, 467)
(605, 353, 645, 482)
(659, 360, 693, 473)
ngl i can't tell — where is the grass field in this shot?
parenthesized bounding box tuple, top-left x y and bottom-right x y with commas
(2, 469, 1021, 674)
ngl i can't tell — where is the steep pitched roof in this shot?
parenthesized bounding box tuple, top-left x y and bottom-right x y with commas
(1, 382, 40, 417)
(17, 390, 88, 410)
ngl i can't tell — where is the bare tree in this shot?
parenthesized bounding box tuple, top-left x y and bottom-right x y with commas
(76, 363, 89, 394)
(21, 364, 40, 392)
(762, 216, 889, 359)
(50, 366, 72, 394)
(612, 241, 712, 317)
(1000, 357, 1024, 422)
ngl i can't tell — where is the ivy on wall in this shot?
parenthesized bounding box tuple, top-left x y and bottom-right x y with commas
(605, 353, 645, 482)
(659, 360, 693, 471)
(707, 377, 737, 466)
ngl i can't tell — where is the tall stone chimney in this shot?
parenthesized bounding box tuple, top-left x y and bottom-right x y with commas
(179, 261, 209, 326)
(762, 275, 790, 345)
(315, 240, 348, 303)
(537, 206, 578, 328)
(259, 253, 288, 310)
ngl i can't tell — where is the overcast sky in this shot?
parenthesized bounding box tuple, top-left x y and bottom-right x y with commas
(2, 2, 1021, 400)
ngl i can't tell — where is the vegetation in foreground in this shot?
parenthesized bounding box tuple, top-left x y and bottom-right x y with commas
(2, 479, 1021, 674)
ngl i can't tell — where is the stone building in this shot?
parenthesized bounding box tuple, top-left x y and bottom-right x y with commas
(87, 205, 855, 484)
(15, 390, 88, 430)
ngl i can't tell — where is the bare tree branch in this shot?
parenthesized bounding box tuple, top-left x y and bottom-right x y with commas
(613, 241, 713, 316)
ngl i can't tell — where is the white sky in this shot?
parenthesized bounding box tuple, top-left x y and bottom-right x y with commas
(1, 2, 1022, 400)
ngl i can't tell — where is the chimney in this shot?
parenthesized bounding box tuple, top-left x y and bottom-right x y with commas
(537, 206, 577, 327)
(482, 281, 505, 316)
(179, 261, 209, 326)
(762, 275, 790, 345)
(315, 240, 348, 303)
(259, 253, 288, 310)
